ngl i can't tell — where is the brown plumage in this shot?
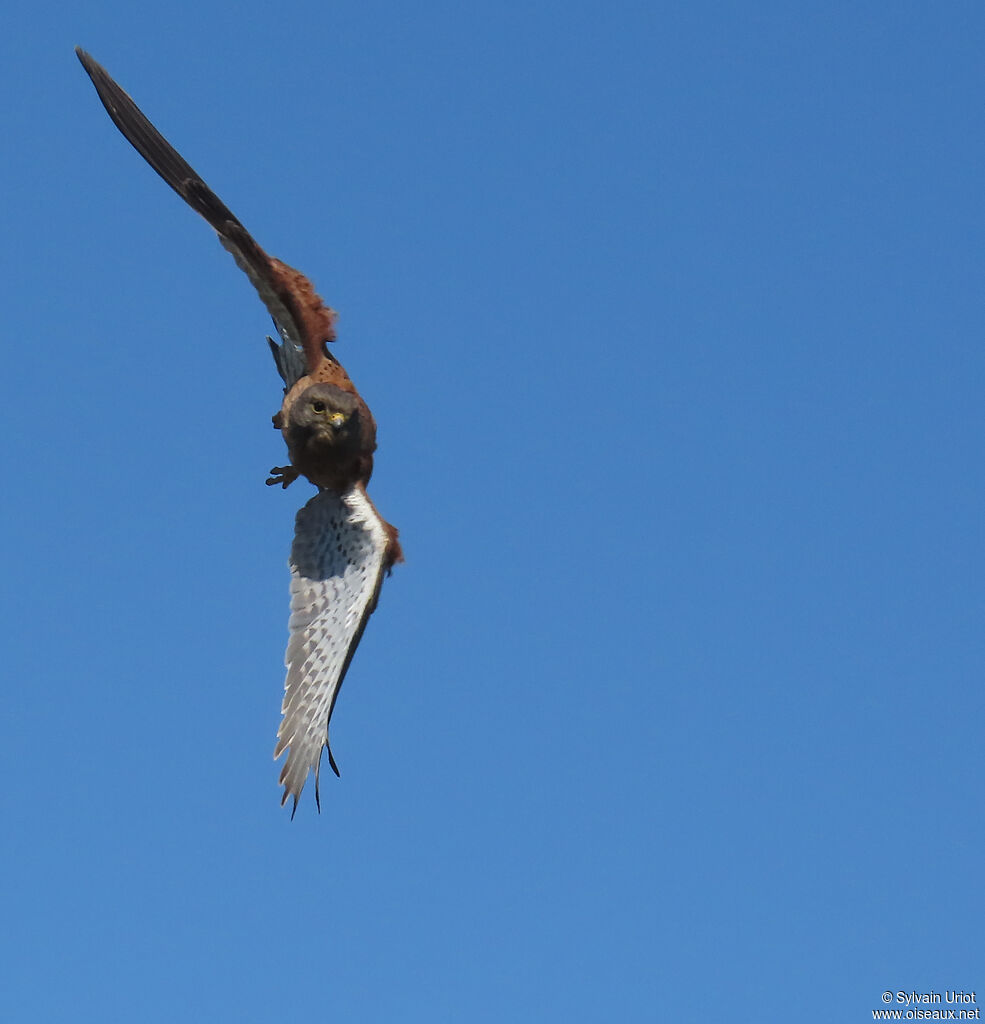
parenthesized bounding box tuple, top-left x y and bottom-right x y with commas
(77, 47, 402, 814)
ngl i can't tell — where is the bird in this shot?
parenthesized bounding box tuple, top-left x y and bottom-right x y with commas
(76, 48, 402, 816)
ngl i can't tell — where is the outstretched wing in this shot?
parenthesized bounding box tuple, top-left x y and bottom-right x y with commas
(75, 47, 333, 386)
(275, 486, 392, 815)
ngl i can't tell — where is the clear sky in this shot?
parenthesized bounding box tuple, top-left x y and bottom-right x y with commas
(2, 2, 983, 1021)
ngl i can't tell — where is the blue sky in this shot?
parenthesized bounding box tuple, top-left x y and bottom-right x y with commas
(2, 2, 984, 1020)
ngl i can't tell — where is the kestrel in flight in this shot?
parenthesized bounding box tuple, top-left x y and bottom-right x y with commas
(76, 48, 402, 815)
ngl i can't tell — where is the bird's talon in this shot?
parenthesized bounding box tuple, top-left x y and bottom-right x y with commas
(266, 466, 299, 489)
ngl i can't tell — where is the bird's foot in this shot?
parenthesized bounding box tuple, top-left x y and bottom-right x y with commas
(266, 465, 299, 489)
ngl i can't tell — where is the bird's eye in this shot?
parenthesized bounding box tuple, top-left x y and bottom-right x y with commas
(312, 400, 326, 413)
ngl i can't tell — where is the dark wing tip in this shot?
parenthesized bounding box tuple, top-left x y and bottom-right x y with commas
(75, 47, 129, 117)
(75, 47, 244, 235)
(76, 48, 331, 370)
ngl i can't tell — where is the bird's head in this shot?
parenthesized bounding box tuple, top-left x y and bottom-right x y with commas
(288, 383, 372, 454)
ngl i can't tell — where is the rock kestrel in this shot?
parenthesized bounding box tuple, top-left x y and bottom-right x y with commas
(77, 48, 402, 815)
